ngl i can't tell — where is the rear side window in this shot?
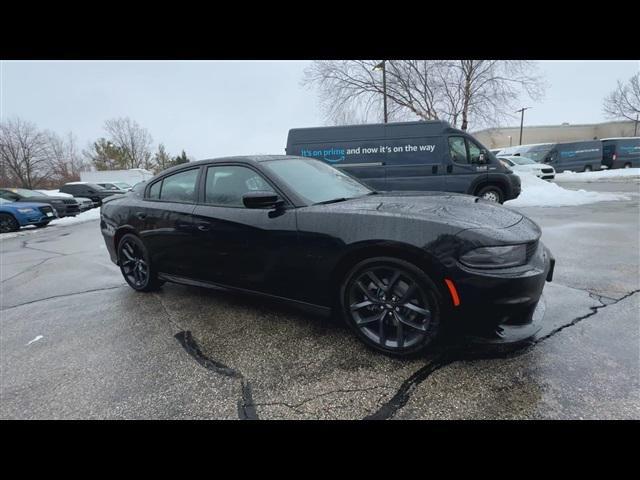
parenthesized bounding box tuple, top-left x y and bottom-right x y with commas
(147, 168, 199, 203)
(204, 165, 275, 207)
(448, 137, 468, 164)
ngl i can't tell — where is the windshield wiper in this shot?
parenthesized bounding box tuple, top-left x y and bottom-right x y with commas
(313, 197, 349, 205)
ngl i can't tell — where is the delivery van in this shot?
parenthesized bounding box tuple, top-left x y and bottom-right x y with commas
(500, 141, 603, 173)
(285, 121, 520, 203)
(601, 137, 640, 169)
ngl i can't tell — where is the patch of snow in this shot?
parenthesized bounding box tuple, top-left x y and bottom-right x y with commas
(50, 207, 101, 225)
(505, 172, 630, 207)
(554, 168, 640, 182)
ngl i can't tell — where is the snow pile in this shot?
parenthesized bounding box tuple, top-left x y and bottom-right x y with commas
(505, 172, 630, 207)
(50, 207, 101, 225)
(554, 168, 640, 182)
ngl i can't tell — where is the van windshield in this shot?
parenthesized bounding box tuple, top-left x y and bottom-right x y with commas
(518, 145, 553, 162)
(263, 158, 372, 205)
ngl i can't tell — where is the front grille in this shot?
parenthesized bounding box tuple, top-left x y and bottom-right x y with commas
(38, 206, 54, 215)
(525, 241, 538, 261)
(541, 168, 554, 174)
(63, 199, 76, 204)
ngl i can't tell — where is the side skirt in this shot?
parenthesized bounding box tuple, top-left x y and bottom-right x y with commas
(157, 273, 333, 318)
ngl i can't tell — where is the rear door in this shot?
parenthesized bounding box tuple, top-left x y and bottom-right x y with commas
(444, 136, 487, 193)
(191, 164, 298, 296)
(139, 167, 200, 277)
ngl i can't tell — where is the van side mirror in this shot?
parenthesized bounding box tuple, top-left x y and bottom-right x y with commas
(478, 151, 487, 164)
(242, 191, 284, 209)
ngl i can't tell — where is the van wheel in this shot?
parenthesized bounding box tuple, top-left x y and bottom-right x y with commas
(584, 165, 592, 172)
(624, 163, 631, 169)
(476, 185, 503, 204)
(0, 213, 19, 233)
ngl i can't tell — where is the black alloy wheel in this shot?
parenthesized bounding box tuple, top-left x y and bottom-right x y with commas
(117, 234, 163, 291)
(0, 213, 19, 233)
(341, 257, 441, 356)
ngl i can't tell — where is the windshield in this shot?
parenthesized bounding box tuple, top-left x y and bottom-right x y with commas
(262, 158, 372, 205)
(509, 156, 537, 165)
(0, 197, 13, 204)
(518, 146, 553, 162)
(9, 188, 41, 197)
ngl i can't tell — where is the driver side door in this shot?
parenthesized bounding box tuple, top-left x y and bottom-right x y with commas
(191, 164, 298, 297)
(445, 136, 488, 193)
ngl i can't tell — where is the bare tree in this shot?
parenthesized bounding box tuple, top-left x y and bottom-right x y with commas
(47, 132, 87, 184)
(302, 60, 545, 130)
(603, 73, 640, 122)
(152, 143, 173, 173)
(103, 117, 153, 169)
(0, 117, 52, 188)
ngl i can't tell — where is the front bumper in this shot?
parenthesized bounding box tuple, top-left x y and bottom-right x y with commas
(445, 242, 554, 344)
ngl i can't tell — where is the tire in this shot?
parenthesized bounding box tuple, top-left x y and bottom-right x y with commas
(0, 213, 19, 233)
(35, 222, 50, 228)
(117, 233, 164, 292)
(339, 257, 442, 357)
(624, 163, 632, 169)
(584, 165, 592, 172)
(476, 185, 504, 204)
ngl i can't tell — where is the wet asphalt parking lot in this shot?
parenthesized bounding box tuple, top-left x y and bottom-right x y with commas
(1, 180, 638, 420)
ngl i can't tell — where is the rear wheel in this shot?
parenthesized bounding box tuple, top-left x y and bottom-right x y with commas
(340, 257, 441, 357)
(117, 234, 164, 292)
(476, 185, 504, 204)
(0, 213, 19, 233)
(624, 163, 632, 169)
(584, 165, 592, 172)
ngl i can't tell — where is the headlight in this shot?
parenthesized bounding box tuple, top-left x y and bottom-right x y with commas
(459, 245, 527, 269)
(17, 208, 36, 214)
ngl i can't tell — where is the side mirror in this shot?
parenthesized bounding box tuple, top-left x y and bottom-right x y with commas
(478, 151, 487, 164)
(242, 191, 284, 209)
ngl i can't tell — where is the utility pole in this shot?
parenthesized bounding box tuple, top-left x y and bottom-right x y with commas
(373, 61, 388, 123)
(515, 107, 531, 145)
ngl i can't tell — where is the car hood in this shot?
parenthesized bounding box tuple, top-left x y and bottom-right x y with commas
(1, 201, 52, 209)
(315, 192, 524, 230)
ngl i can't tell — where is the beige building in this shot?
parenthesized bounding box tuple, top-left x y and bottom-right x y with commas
(472, 120, 638, 149)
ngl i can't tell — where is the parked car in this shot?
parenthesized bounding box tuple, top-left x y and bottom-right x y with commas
(75, 197, 95, 211)
(59, 182, 124, 206)
(0, 198, 56, 233)
(100, 155, 554, 356)
(286, 121, 521, 204)
(498, 155, 556, 180)
(601, 137, 640, 169)
(499, 141, 603, 173)
(0, 188, 80, 217)
(96, 181, 133, 192)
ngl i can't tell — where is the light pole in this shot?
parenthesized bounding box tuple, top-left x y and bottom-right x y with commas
(515, 107, 531, 145)
(373, 61, 388, 123)
(635, 113, 638, 136)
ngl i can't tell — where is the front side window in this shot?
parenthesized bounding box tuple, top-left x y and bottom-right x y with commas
(0, 190, 20, 201)
(448, 137, 468, 164)
(156, 168, 199, 203)
(467, 140, 482, 163)
(262, 158, 371, 205)
(148, 180, 161, 199)
(205, 165, 275, 207)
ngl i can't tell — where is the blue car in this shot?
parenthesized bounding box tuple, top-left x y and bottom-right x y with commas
(0, 198, 57, 233)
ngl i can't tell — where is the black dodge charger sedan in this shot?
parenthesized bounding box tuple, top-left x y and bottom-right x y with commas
(100, 155, 555, 356)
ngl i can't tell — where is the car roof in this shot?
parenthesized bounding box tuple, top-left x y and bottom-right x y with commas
(155, 155, 307, 177)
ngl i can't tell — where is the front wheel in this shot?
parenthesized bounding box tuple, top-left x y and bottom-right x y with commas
(624, 163, 632, 169)
(117, 234, 164, 292)
(0, 213, 19, 233)
(476, 185, 504, 204)
(340, 257, 441, 357)
(584, 165, 593, 172)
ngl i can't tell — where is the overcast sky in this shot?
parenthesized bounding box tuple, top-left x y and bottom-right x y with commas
(1, 60, 638, 160)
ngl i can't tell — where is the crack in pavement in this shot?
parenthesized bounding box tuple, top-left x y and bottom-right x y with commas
(0, 257, 57, 284)
(0, 285, 125, 311)
(363, 288, 640, 420)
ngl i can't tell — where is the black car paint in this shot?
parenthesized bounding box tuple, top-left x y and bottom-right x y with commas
(60, 183, 124, 206)
(0, 188, 80, 217)
(101, 156, 554, 344)
(285, 121, 521, 202)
